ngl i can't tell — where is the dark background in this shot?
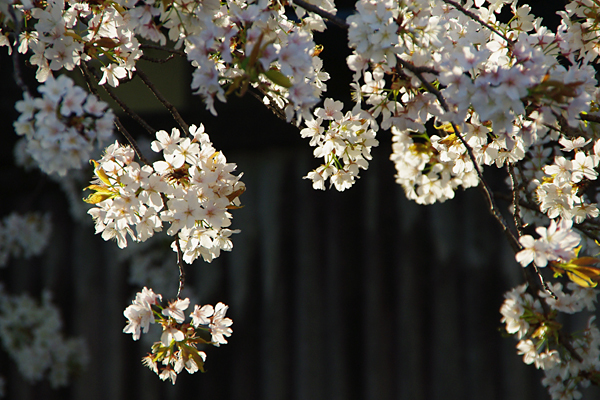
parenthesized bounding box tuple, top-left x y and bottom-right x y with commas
(1, 1, 598, 399)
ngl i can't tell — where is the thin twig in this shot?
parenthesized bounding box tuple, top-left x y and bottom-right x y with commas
(79, 63, 152, 165)
(8, 9, 32, 96)
(441, 0, 515, 47)
(136, 67, 190, 135)
(399, 50, 558, 298)
(140, 43, 187, 57)
(508, 164, 525, 237)
(248, 88, 293, 124)
(396, 53, 522, 253)
(140, 53, 177, 64)
(81, 62, 157, 136)
(175, 238, 185, 299)
(290, 0, 349, 29)
(114, 118, 153, 166)
(580, 113, 600, 124)
(454, 123, 522, 253)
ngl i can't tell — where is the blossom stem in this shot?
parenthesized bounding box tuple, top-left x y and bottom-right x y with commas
(115, 119, 152, 166)
(8, 9, 32, 96)
(140, 43, 186, 57)
(80, 62, 157, 136)
(140, 54, 177, 64)
(135, 68, 190, 136)
(79, 62, 152, 165)
(507, 164, 525, 237)
(175, 238, 185, 299)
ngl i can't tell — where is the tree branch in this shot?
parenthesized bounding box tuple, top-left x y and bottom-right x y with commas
(79, 62, 152, 165)
(580, 113, 600, 124)
(8, 9, 32, 96)
(140, 43, 187, 57)
(175, 238, 185, 299)
(135, 67, 190, 135)
(81, 62, 157, 136)
(140, 53, 177, 64)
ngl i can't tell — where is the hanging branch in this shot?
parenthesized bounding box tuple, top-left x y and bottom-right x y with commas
(8, 10, 32, 96)
(288, 0, 522, 255)
(114, 119, 153, 166)
(79, 62, 152, 165)
(579, 113, 600, 124)
(175, 237, 186, 299)
(135, 67, 190, 135)
(81, 62, 157, 136)
(140, 53, 177, 64)
(140, 43, 187, 57)
(507, 164, 525, 237)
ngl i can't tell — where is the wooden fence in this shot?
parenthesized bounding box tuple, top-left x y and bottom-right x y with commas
(4, 140, 599, 400)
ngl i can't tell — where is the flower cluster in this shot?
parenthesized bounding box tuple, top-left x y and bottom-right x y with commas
(182, 0, 329, 121)
(123, 287, 232, 384)
(5, 0, 331, 123)
(13, 75, 114, 176)
(301, 98, 379, 191)
(0, 212, 52, 267)
(515, 219, 581, 268)
(535, 138, 600, 222)
(0, 285, 88, 389)
(343, 0, 598, 206)
(501, 283, 600, 400)
(85, 124, 245, 264)
(9, 0, 141, 84)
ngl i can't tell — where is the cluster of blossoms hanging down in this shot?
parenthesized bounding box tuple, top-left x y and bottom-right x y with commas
(13, 75, 114, 176)
(319, 0, 600, 397)
(1, 0, 332, 122)
(0, 285, 88, 389)
(500, 283, 600, 399)
(123, 287, 232, 384)
(301, 98, 379, 190)
(84, 124, 245, 264)
(0, 212, 52, 267)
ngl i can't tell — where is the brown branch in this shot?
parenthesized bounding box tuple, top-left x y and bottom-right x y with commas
(8, 8, 32, 96)
(140, 54, 177, 64)
(114, 118, 152, 166)
(396, 54, 522, 254)
(81, 62, 157, 136)
(140, 43, 187, 57)
(508, 164, 525, 237)
(248, 88, 294, 124)
(398, 53, 561, 300)
(290, 0, 349, 30)
(79, 62, 152, 165)
(580, 113, 600, 124)
(175, 238, 185, 299)
(135, 67, 190, 135)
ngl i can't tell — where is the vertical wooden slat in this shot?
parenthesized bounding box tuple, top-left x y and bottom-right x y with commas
(3, 146, 575, 400)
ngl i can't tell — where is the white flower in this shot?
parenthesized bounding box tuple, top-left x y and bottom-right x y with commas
(160, 324, 185, 346)
(190, 304, 214, 327)
(98, 64, 127, 87)
(162, 298, 190, 323)
(209, 302, 233, 346)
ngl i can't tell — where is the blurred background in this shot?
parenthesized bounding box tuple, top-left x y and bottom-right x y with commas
(2, 1, 600, 399)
